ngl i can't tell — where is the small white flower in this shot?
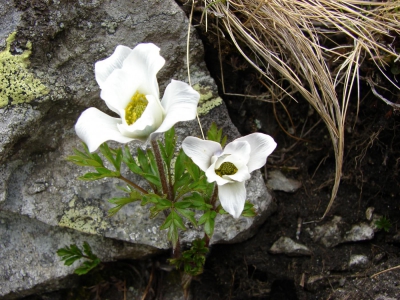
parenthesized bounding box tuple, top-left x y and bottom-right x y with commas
(75, 43, 200, 152)
(182, 133, 277, 218)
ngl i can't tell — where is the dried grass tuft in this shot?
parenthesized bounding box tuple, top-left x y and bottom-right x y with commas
(201, 0, 400, 219)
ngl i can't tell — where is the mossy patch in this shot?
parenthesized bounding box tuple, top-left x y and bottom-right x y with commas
(193, 83, 223, 116)
(0, 32, 48, 108)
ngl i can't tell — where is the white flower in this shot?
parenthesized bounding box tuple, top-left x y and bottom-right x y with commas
(75, 43, 200, 152)
(182, 133, 277, 218)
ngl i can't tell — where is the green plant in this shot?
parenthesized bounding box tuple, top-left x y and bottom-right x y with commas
(375, 216, 392, 232)
(57, 242, 101, 275)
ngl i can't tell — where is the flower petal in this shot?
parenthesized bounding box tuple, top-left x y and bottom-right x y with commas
(151, 80, 200, 137)
(235, 133, 277, 173)
(222, 140, 251, 165)
(218, 181, 247, 219)
(95, 45, 132, 89)
(122, 43, 165, 98)
(100, 68, 141, 115)
(182, 137, 222, 172)
(75, 108, 134, 152)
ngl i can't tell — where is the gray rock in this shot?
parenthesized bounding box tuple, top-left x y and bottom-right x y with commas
(269, 237, 311, 256)
(0, 211, 159, 300)
(343, 223, 375, 242)
(348, 254, 369, 270)
(366, 206, 375, 221)
(0, 0, 275, 298)
(266, 170, 302, 193)
(307, 216, 344, 247)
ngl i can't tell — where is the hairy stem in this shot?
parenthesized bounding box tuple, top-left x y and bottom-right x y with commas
(151, 140, 173, 200)
(210, 184, 219, 210)
(118, 175, 148, 194)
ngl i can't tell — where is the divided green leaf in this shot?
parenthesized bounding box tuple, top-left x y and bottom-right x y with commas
(207, 122, 227, 147)
(107, 192, 142, 217)
(57, 242, 101, 275)
(198, 210, 217, 237)
(241, 201, 257, 217)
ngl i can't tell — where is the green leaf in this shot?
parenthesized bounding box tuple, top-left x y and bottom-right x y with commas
(175, 207, 197, 227)
(66, 143, 105, 168)
(113, 148, 123, 172)
(185, 159, 201, 181)
(182, 193, 212, 210)
(168, 238, 209, 276)
(99, 143, 121, 171)
(217, 205, 227, 214)
(142, 173, 161, 187)
(107, 195, 141, 217)
(57, 244, 82, 258)
(174, 173, 191, 194)
(57, 244, 83, 266)
(174, 150, 186, 184)
(207, 122, 227, 147)
(241, 201, 257, 217)
(78, 170, 119, 181)
(198, 210, 217, 237)
(57, 242, 101, 275)
(160, 210, 186, 246)
(137, 148, 150, 173)
(64, 256, 82, 266)
(122, 146, 142, 175)
(149, 198, 172, 218)
(82, 241, 98, 261)
(74, 258, 101, 275)
(141, 193, 163, 206)
(146, 149, 159, 176)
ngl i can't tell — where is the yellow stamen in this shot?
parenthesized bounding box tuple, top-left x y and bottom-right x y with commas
(125, 92, 148, 125)
(215, 162, 238, 177)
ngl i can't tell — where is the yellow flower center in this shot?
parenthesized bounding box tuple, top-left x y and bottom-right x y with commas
(125, 92, 148, 125)
(215, 162, 238, 177)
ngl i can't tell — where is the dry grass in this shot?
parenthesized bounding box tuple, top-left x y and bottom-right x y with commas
(199, 0, 400, 219)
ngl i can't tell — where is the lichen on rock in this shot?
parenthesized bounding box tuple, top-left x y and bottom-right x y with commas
(58, 198, 109, 235)
(0, 32, 48, 107)
(194, 83, 223, 115)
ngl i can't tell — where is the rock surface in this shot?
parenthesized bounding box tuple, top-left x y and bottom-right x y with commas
(269, 237, 311, 256)
(266, 170, 302, 193)
(0, 0, 275, 298)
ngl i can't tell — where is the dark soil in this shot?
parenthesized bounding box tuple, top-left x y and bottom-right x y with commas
(22, 3, 400, 300)
(186, 6, 400, 300)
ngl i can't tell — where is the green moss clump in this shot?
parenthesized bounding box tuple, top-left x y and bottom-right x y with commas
(0, 32, 48, 108)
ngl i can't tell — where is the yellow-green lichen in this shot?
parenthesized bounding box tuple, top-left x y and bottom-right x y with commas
(0, 32, 48, 108)
(194, 83, 223, 116)
(58, 198, 109, 235)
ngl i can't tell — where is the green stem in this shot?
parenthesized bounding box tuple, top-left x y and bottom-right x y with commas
(118, 175, 148, 194)
(151, 140, 173, 200)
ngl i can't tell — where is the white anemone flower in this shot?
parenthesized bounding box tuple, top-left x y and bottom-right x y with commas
(75, 43, 200, 152)
(182, 133, 277, 218)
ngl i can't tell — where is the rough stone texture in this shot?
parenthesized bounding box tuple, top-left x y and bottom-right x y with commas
(343, 223, 375, 243)
(307, 216, 345, 248)
(269, 237, 311, 256)
(266, 170, 302, 193)
(0, 211, 159, 300)
(0, 0, 275, 298)
(348, 254, 369, 270)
